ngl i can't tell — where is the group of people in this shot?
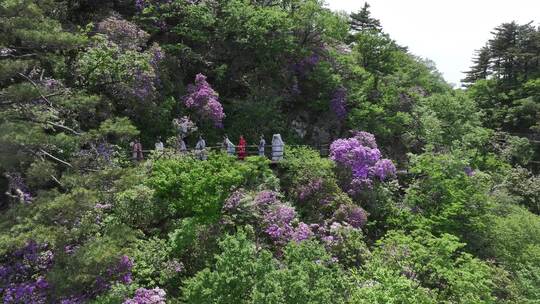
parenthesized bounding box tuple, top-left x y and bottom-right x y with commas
(131, 134, 285, 162)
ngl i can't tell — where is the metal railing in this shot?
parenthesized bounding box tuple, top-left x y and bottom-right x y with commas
(131, 143, 331, 161)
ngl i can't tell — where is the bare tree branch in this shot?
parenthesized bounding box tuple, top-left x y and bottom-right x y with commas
(45, 121, 81, 135)
(50, 175, 63, 187)
(38, 148, 72, 168)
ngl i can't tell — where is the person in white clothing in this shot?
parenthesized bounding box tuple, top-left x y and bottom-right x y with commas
(177, 136, 187, 153)
(271, 134, 284, 161)
(195, 135, 207, 160)
(223, 135, 235, 156)
(258, 135, 266, 157)
(155, 136, 164, 151)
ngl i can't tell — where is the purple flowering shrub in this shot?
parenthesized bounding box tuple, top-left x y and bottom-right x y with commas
(221, 189, 314, 247)
(172, 116, 198, 138)
(291, 54, 320, 78)
(0, 241, 53, 304)
(124, 287, 166, 304)
(280, 147, 355, 224)
(330, 131, 396, 195)
(184, 74, 225, 128)
(0, 242, 136, 303)
(96, 17, 150, 51)
(77, 18, 164, 101)
(296, 178, 324, 202)
(332, 204, 368, 229)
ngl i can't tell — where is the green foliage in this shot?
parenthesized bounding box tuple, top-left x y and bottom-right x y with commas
(148, 153, 273, 221)
(363, 230, 499, 303)
(114, 184, 164, 233)
(403, 151, 492, 242)
(76, 34, 152, 87)
(169, 217, 222, 277)
(182, 228, 276, 304)
(278, 147, 346, 219)
(183, 228, 351, 304)
(48, 224, 139, 297)
(411, 91, 490, 150)
(496, 134, 534, 166)
(25, 160, 57, 188)
(349, 267, 436, 304)
(481, 205, 540, 302)
(87, 117, 140, 142)
(130, 237, 180, 288)
(0, 0, 539, 302)
(497, 167, 540, 214)
(484, 205, 540, 269)
(327, 225, 371, 269)
(91, 283, 138, 304)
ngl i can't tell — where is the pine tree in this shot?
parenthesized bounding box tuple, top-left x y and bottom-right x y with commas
(0, 1, 140, 193)
(0, 0, 86, 171)
(462, 45, 491, 85)
(349, 2, 381, 33)
(489, 22, 521, 87)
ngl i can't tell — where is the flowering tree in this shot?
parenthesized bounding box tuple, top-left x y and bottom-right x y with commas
(172, 116, 198, 138)
(184, 74, 225, 127)
(330, 131, 396, 194)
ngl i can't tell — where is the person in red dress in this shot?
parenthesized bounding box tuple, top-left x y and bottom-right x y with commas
(237, 135, 247, 160)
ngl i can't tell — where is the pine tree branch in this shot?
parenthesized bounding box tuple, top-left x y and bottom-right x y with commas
(17, 73, 53, 106)
(0, 92, 64, 107)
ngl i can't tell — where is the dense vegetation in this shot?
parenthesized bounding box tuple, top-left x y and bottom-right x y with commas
(0, 0, 539, 303)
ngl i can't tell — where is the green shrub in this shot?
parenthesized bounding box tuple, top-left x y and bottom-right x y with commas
(148, 153, 274, 222)
(364, 229, 499, 303)
(182, 228, 351, 304)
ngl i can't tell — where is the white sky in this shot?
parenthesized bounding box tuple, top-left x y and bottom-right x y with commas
(325, 0, 539, 86)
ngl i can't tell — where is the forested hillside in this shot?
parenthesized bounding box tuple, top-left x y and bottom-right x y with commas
(0, 0, 539, 303)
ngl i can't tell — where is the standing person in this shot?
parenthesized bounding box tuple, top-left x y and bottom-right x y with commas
(271, 134, 284, 161)
(258, 135, 266, 157)
(132, 138, 144, 161)
(195, 135, 207, 160)
(237, 135, 247, 160)
(177, 136, 187, 154)
(155, 136, 164, 152)
(223, 135, 235, 156)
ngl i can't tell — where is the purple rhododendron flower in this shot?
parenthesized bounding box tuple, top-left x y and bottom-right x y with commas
(254, 190, 279, 206)
(292, 222, 313, 242)
(352, 131, 378, 149)
(297, 178, 323, 201)
(330, 132, 396, 193)
(373, 159, 396, 181)
(184, 73, 225, 127)
(223, 190, 245, 211)
(124, 287, 166, 304)
(345, 206, 368, 228)
(332, 204, 368, 229)
(262, 204, 297, 244)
